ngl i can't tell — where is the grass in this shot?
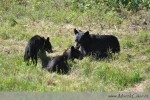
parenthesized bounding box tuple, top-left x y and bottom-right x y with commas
(0, 0, 150, 92)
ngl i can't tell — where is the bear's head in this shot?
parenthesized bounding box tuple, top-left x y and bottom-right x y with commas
(74, 28, 90, 45)
(63, 46, 83, 60)
(44, 37, 53, 53)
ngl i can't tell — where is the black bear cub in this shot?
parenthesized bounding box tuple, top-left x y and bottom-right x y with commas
(47, 46, 83, 74)
(24, 35, 53, 66)
(74, 29, 120, 58)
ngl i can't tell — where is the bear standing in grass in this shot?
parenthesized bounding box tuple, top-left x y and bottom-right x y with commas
(46, 46, 83, 74)
(74, 29, 120, 58)
(24, 35, 53, 66)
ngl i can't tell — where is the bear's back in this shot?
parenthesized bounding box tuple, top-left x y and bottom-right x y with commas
(28, 35, 44, 50)
(47, 55, 68, 72)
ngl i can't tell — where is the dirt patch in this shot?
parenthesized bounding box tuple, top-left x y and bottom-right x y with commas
(123, 80, 150, 92)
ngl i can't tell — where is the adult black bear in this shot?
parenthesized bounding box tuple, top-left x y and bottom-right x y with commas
(74, 29, 120, 58)
(46, 46, 83, 74)
(24, 35, 53, 66)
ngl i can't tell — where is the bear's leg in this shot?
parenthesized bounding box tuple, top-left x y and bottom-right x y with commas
(34, 55, 37, 66)
(31, 55, 37, 66)
(63, 61, 69, 74)
(31, 57, 34, 65)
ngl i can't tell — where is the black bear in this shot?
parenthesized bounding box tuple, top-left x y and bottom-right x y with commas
(24, 35, 53, 66)
(46, 46, 83, 74)
(74, 29, 120, 58)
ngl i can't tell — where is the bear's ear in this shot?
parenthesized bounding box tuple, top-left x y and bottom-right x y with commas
(85, 31, 89, 35)
(74, 28, 78, 35)
(46, 37, 49, 41)
(71, 46, 75, 50)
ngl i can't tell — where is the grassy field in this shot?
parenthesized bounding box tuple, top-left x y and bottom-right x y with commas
(0, 0, 150, 92)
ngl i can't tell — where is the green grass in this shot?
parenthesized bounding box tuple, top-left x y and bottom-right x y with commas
(0, 0, 150, 92)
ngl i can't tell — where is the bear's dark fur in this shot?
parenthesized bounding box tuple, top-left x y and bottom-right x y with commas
(74, 29, 120, 58)
(38, 48, 51, 69)
(47, 46, 83, 74)
(24, 35, 53, 65)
